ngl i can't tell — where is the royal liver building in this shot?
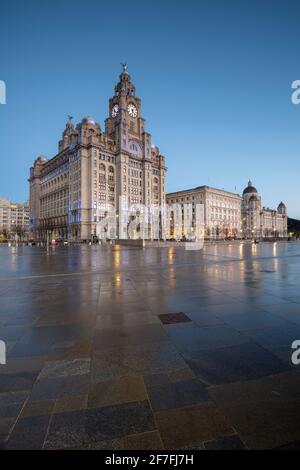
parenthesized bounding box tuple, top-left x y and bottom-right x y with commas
(29, 65, 167, 241)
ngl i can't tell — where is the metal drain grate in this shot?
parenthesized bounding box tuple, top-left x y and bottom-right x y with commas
(158, 312, 192, 325)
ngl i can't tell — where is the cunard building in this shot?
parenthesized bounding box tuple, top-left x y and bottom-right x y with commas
(166, 186, 242, 240)
(29, 65, 167, 241)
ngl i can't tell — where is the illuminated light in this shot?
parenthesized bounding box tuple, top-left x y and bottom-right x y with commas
(168, 247, 174, 263)
(114, 250, 121, 268)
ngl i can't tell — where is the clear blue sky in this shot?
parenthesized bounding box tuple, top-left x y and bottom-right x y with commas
(0, 0, 299, 218)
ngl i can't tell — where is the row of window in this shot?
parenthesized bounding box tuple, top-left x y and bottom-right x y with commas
(98, 163, 115, 173)
(211, 208, 240, 214)
(98, 154, 115, 163)
(41, 163, 69, 184)
(42, 172, 68, 190)
(129, 160, 142, 169)
(41, 189, 68, 201)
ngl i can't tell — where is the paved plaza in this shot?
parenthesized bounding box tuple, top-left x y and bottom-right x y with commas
(1, 241, 300, 449)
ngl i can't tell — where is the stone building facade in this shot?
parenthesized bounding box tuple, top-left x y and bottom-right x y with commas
(0, 198, 29, 238)
(166, 186, 242, 239)
(166, 181, 288, 240)
(241, 180, 287, 238)
(29, 66, 167, 241)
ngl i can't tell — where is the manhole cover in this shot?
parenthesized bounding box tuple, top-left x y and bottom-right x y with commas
(158, 312, 192, 325)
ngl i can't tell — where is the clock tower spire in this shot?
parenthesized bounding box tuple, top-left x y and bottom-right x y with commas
(105, 64, 146, 150)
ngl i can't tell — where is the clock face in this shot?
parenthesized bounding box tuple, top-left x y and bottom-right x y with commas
(127, 103, 137, 118)
(111, 104, 119, 118)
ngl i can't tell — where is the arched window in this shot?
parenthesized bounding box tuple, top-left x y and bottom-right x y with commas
(108, 166, 114, 173)
(130, 142, 138, 152)
(99, 163, 106, 172)
(129, 141, 141, 157)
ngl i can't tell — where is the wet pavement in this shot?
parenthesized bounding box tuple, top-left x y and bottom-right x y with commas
(0, 241, 300, 449)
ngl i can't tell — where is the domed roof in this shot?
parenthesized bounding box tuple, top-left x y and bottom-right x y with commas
(82, 116, 95, 124)
(36, 155, 47, 163)
(278, 201, 286, 208)
(243, 180, 258, 195)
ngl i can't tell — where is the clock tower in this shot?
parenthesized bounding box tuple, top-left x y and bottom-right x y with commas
(104, 64, 166, 239)
(105, 63, 150, 156)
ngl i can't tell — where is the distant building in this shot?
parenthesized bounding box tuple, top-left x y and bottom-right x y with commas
(166, 186, 242, 239)
(166, 180, 288, 240)
(0, 198, 29, 239)
(288, 217, 300, 238)
(242, 180, 287, 238)
(29, 66, 167, 242)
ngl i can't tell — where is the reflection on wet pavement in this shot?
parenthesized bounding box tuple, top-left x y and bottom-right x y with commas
(0, 241, 300, 449)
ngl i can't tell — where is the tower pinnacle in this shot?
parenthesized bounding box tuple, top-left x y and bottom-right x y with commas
(120, 62, 128, 73)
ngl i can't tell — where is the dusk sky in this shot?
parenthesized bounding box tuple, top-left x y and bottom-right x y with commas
(0, 0, 299, 218)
